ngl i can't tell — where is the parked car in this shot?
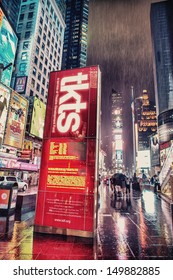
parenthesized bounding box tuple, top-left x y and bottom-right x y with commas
(0, 176, 28, 192)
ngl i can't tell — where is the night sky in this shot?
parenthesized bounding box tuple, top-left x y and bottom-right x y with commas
(87, 0, 164, 169)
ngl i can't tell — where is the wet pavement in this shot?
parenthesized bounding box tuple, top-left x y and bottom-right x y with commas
(0, 183, 173, 260)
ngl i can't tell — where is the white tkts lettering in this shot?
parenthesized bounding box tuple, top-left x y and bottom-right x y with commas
(57, 73, 89, 133)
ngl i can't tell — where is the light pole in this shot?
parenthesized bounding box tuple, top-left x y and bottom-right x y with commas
(131, 86, 142, 176)
(131, 86, 136, 176)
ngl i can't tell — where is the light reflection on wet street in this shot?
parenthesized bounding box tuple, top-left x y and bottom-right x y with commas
(0, 184, 173, 260)
(97, 183, 173, 259)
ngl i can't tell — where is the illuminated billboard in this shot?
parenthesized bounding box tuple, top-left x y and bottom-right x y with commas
(14, 76, 27, 94)
(0, 8, 18, 86)
(35, 66, 101, 237)
(0, 83, 11, 146)
(3, 90, 28, 149)
(150, 134, 159, 167)
(30, 97, 46, 139)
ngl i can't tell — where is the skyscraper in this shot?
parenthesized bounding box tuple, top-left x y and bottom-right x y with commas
(12, 0, 65, 105)
(111, 89, 124, 173)
(150, 0, 173, 116)
(151, 1, 173, 145)
(62, 0, 89, 70)
(55, 0, 66, 20)
(0, 0, 21, 31)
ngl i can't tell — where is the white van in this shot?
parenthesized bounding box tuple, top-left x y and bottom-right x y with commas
(0, 176, 28, 192)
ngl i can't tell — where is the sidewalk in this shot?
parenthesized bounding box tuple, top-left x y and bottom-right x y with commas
(0, 184, 173, 260)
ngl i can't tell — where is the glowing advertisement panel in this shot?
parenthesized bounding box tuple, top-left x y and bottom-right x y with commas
(0, 8, 18, 86)
(0, 83, 11, 146)
(35, 66, 101, 237)
(30, 97, 46, 139)
(3, 90, 28, 149)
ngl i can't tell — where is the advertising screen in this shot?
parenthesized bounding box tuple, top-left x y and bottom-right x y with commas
(14, 76, 27, 94)
(30, 97, 46, 139)
(3, 90, 28, 149)
(35, 66, 101, 236)
(0, 83, 11, 146)
(0, 8, 18, 86)
(150, 134, 160, 167)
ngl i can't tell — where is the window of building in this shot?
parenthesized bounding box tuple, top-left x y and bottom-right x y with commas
(43, 68, 47, 75)
(36, 83, 40, 92)
(33, 67, 36, 76)
(36, 46, 39, 55)
(23, 41, 30, 50)
(37, 36, 41, 44)
(21, 52, 28, 60)
(47, 39, 50, 47)
(40, 17, 43, 25)
(28, 12, 34, 19)
(19, 63, 27, 73)
(42, 77, 46, 85)
(31, 78, 35, 88)
(38, 72, 41, 81)
(25, 31, 31, 39)
(39, 62, 43, 70)
(42, 43, 45, 51)
(40, 52, 44, 60)
(29, 3, 35, 10)
(46, 16, 48, 24)
(41, 88, 44, 96)
(45, 58, 48, 65)
(43, 33, 46, 41)
(44, 25, 47, 32)
(30, 90, 34, 96)
(48, 31, 51, 38)
(41, 8, 45, 16)
(34, 56, 38, 65)
(38, 26, 42, 35)
(18, 23, 23, 31)
(19, 14, 25, 21)
(21, 5, 26, 12)
(50, 54, 52, 61)
(26, 21, 32, 29)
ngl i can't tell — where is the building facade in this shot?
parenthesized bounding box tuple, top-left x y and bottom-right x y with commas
(111, 89, 124, 173)
(12, 0, 65, 105)
(1, 0, 21, 31)
(150, 0, 173, 172)
(62, 0, 89, 70)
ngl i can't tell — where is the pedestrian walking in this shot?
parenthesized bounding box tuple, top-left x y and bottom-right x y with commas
(126, 177, 131, 195)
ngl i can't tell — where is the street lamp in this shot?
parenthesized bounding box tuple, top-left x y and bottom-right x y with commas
(131, 86, 142, 176)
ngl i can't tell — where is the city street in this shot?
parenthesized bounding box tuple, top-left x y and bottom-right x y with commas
(0, 183, 173, 260)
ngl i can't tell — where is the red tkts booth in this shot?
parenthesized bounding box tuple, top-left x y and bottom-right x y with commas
(34, 66, 101, 238)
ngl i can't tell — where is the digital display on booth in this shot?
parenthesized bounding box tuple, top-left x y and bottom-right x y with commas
(34, 66, 101, 236)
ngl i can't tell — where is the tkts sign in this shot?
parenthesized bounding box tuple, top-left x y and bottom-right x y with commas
(34, 66, 101, 237)
(56, 72, 89, 134)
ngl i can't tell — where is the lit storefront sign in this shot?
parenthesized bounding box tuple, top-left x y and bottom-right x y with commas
(3, 90, 28, 149)
(34, 66, 101, 237)
(0, 83, 11, 147)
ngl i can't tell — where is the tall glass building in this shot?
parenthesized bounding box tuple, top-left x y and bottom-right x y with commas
(150, 0, 173, 116)
(150, 0, 173, 145)
(1, 0, 21, 31)
(62, 0, 89, 69)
